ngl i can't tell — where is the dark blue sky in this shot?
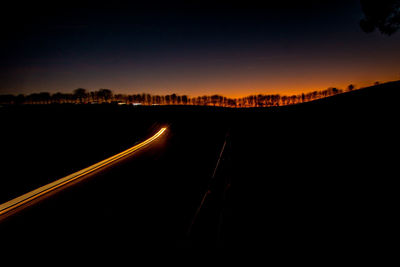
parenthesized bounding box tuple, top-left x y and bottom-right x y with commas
(1, 0, 399, 97)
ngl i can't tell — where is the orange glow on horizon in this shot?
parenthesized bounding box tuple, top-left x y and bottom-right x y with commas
(115, 72, 400, 99)
(156, 77, 398, 99)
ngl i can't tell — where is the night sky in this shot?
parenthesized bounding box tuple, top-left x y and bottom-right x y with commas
(1, 0, 400, 97)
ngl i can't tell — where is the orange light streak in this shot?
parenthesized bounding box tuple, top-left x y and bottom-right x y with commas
(0, 127, 167, 220)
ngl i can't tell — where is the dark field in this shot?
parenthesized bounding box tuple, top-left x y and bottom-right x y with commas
(1, 82, 398, 250)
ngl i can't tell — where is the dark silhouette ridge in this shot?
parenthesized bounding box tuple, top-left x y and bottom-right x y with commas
(1, 80, 397, 107)
(1, 78, 398, 250)
(295, 80, 400, 110)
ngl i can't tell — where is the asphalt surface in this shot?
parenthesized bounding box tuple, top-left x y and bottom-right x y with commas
(0, 114, 230, 249)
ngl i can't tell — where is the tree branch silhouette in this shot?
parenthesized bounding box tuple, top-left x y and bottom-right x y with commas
(360, 0, 400, 35)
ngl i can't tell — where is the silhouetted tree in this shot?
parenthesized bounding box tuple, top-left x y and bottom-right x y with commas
(165, 95, 171, 105)
(38, 92, 51, 104)
(3, 81, 361, 108)
(227, 98, 237, 107)
(311, 91, 318, 100)
(73, 88, 87, 103)
(211, 95, 219, 106)
(154, 95, 161, 105)
(98, 89, 113, 103)
(289, 95, 297, 105)
(145, 94, 151, 105)
(326, 87, 340, 96)
(301, 93, 306, 103)
(255, 94, 264, 107)
(182, 95, 188, 105)
(201, 95, 209, 106)
(52, 92, 64, 103)
(171, 94, 177, 105)
(280, 95, 287, 105)
(90, 91, 97, 102)
(0, 94, 15, 104)
(360, 0, 400, 35)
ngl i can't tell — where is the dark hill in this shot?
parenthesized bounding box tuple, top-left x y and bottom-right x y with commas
(294, 80, 400, 110)
(0, 81, 398, 250)
(189, 80, 400, 248)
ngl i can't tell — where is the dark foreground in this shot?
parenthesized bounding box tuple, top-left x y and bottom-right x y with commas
(1, 82, 398, 251)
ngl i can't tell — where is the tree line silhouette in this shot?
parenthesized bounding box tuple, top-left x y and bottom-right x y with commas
(0, 84, 364, 107)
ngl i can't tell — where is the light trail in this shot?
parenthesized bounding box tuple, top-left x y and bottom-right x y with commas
(0, 127, 167, 220)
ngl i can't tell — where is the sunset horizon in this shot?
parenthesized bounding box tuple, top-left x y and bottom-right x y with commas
(2, 1, 400, 98)
(1, 77, 398, 99)
(1, 0, 399, 250)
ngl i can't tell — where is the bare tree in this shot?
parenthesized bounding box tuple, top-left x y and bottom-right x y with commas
(73, 88, 87, 103)
(360, 0, 400, 36)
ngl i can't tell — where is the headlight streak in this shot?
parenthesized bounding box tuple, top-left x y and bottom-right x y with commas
(0, 127, 167, 220)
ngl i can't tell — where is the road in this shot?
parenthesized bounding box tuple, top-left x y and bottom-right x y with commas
(1, 94, 397, 250)
(0, 119, 229, 248)
(0, 127, 167, 221)
(0, 106, 395, 250)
